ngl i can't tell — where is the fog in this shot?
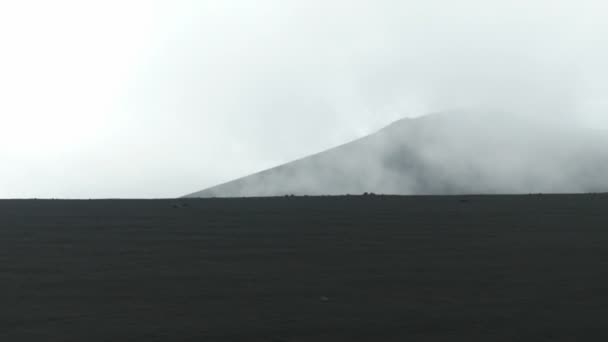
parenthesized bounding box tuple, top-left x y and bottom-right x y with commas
(1, 1, 607, 198)
(186, 110, 608, 197)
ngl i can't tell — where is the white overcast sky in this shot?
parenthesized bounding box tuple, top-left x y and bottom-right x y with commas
(1, 0, 607, 198)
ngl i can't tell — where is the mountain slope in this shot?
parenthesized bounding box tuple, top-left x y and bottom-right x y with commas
(185, 112, 608, 197)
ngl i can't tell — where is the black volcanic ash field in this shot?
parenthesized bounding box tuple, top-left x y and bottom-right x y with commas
(2, 195, 608, 341)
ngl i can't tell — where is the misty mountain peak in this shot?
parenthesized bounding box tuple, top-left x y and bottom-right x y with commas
(186, 112, 608, 198)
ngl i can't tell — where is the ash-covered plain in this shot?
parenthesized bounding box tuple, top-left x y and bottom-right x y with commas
(2, 194, 608, 341)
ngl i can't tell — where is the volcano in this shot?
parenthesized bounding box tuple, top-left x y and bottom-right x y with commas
(185, 112, 608, 197)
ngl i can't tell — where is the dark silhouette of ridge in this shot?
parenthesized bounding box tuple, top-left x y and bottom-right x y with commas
(185, 112, 608, 197)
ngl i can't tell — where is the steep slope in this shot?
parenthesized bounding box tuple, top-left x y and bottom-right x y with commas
(185, 112, 608, 197)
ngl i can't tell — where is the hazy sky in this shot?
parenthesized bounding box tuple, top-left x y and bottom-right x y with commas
(1, 0, 607, 198)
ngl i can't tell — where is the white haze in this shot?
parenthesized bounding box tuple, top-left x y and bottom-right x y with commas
(0, 0, 607, 198)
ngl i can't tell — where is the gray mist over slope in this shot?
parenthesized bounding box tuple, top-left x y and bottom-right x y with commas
(177, 1, 608, 197)
(185, 111, 608, 197)
(2, 1, 608, 198)
(156, 1, 608, 197)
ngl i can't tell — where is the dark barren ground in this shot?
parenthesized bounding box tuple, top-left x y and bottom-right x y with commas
(2, 195, 608, 341)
